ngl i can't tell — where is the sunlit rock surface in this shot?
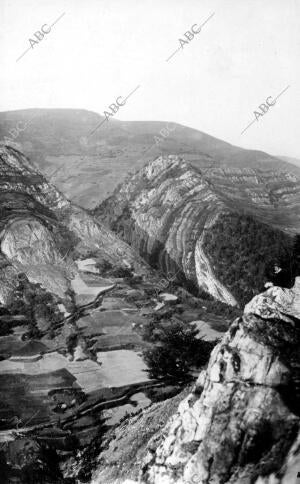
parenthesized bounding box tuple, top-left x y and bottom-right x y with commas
(139, 279, 300, 484)
(0, 145, 149, 301)
(95, 155, 300, 306)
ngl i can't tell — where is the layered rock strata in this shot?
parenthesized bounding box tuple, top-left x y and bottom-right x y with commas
(140, 279, 300, 484)
(96, 156, 299, 305)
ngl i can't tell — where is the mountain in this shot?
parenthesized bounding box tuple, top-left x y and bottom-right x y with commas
(1, 112, 300, 482)
(0, 144, 149, 304)
(0, 108, 299, 208)
(94, 155, 300, 306)
(91, 278, 300, 484)
(279, 155, 300, 169)
(141, 278, 300, 484)
(1, 144, 241, 483)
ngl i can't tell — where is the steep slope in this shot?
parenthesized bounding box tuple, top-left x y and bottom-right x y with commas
(0, 109, 299, 208)
(136, 278, 300, 484)
(94, 155, 300, 306)
(0, 145, 149, 303)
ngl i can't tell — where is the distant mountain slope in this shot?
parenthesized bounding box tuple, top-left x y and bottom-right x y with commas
(94, 155, 299, 305)
(0, 145, 148, 303)
(279, 155, 300, 169)
(0, 109, 299, 208)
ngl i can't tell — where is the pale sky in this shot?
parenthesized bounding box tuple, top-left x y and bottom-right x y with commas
(1, 0, 299, 158)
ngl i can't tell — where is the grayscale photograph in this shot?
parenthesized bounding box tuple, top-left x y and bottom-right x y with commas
(0, 1, 299, 483)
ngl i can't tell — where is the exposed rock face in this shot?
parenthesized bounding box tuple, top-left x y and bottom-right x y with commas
(140, 279, 300, 484)
(95, 155, 299, 305)
(0, 145, 149, 302)
(1, 108, 300, 208)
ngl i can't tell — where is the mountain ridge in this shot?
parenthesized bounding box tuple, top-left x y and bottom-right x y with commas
(0, 144, 150, 304)
(1, 108, 299, 209)
(95, 155, 299, 305)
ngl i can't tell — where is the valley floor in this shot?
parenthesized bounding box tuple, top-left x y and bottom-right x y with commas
(0, 257, 235, 482)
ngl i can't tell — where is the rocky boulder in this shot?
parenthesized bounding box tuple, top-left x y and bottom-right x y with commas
(140, 279, 300, 484)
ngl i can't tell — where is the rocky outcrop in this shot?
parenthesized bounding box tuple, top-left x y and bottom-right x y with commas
(140, 278, 300, 484)
(95, 155, 299, 305)
(1, 108, 300, 209)
(0, 145, 149, 302)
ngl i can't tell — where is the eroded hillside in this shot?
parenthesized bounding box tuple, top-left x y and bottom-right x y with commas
(90, 278, 300, 484)
(0, 145, 150, 304)
(1, 109, 299, 208)
(139, 278, 300, 484)
(95, 155, 300, 306)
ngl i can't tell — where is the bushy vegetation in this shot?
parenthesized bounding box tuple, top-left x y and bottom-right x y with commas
(95, 258, 134, 279)
(142, 319, 216, 381)
(0, 320, 13, 336)
(95, 259, 113, 273)
(66, 333, 78, 355)
(73, 415, 107, 483)
(7, 273, 63, 337)
(145, 385, 182, 402)
(203, 213, 297, 306)
(51, 223, 80, 259)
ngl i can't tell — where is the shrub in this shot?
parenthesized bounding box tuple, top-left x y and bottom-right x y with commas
(95, 259, 113, 274)
(0, 320, 13, 336)
(143, 320, 216, 381)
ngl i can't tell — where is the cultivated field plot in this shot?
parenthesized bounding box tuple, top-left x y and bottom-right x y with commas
(77, 307, 145, 350)
(0, 335, 24, 356)
(0, 369, 76, 427)
(0, 352, 106, 393)
(96, 350, 149, 387)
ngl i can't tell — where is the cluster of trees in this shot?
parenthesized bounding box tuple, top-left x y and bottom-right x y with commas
(95, 258, 134, 279)
(7, 273, 63, 338)
(0, 319, 13, 337)
(184, 288, 241, 319)
(51, 222, 80, 260)
(203, 213, 298, 306)
(142, 318, 216, 381)
(0, 441, 64, 484)
(73, 415, 107, 483)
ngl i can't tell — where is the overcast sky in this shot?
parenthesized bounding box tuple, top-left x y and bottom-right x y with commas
(1, 0, 299, 158)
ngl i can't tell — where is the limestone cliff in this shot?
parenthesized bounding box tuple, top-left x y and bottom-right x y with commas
(95, 155, 299, 306)
(0, 145, 148, 303)
(139, 278, 300, 484)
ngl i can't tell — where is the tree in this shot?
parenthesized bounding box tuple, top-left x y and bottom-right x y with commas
(142, 320, 216, 381)
(7, 275, 63, 338)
